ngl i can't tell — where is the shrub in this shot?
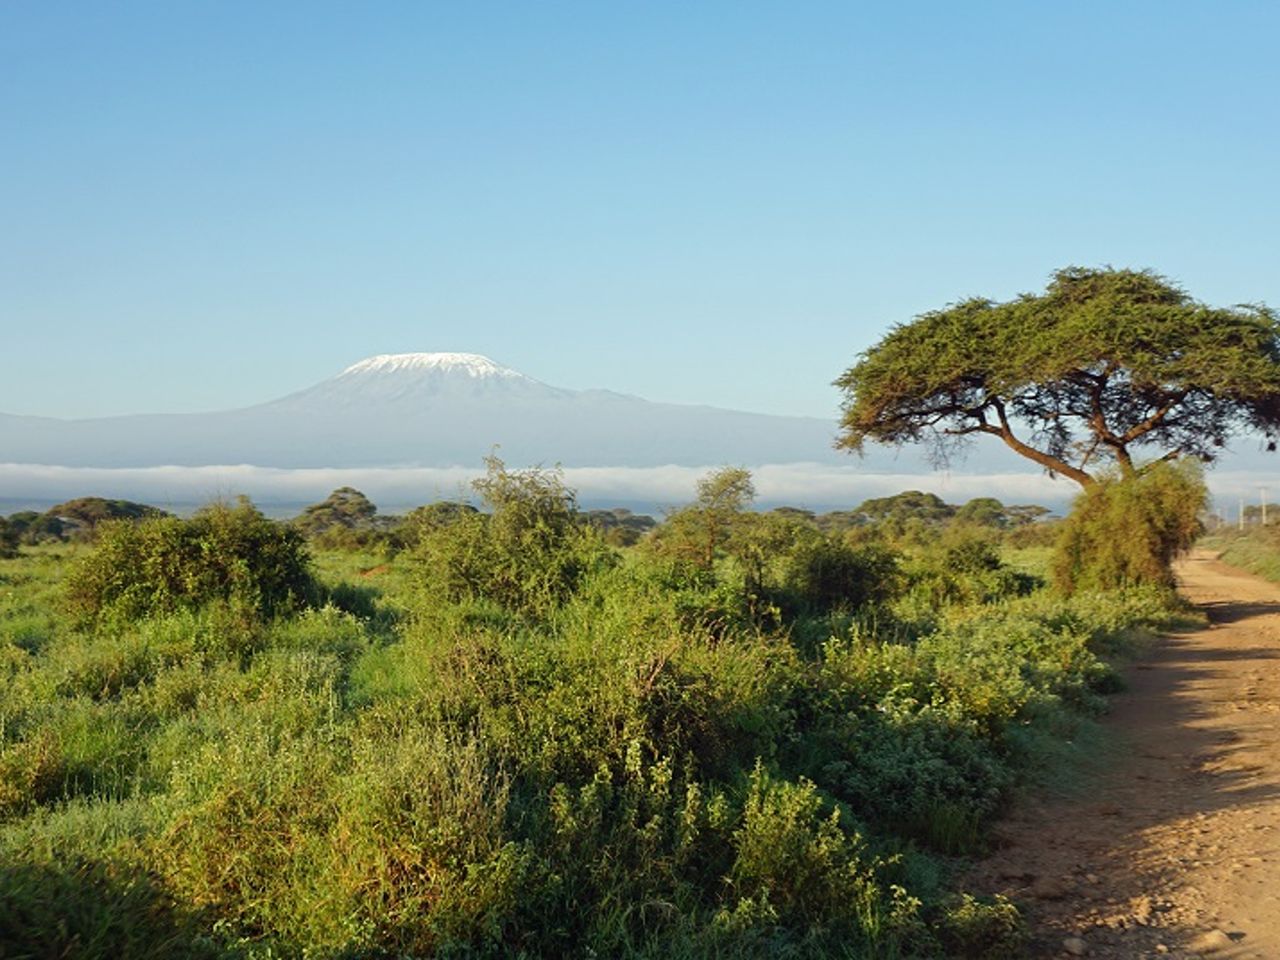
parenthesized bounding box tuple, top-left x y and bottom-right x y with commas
(413, 457, 614, 617)
(784, 539, 900, 613)
(0, 518, 18, 558)
(934, 892, 1027, 959)
(727, 764, 893, 935)
(64, 499, 315, 623)
(903, 533, 1038, 607)
(647, 467, 756, 571)
(1053, 461, 1206, 593)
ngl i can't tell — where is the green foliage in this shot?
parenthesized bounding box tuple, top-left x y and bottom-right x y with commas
(293, 486, 378, 545)
(901, 533, 1039, 608)
(291, 488, 415, 554)
(412, 456, 614, 617)
(783, 539, 899, 613)
(651, 466, 756, 570)
(837, 266, 1280, 485)
(49, 497, 168, 529)
(295, 486, 377, 534)
(953, 497, 1049, 530)
(64, 498, 316, 623)
(724, 763, 906, 941)
(648, 471, 910, 625)
(5, 498, 170, 546)
(396, 500, 480, 553)
(0, 518, 18, 558)
(0, 476, 1193, 958)
(1053, 461, 1206, 592)
(857, 490, 954, 526)
(934, 893, 1027, 959)
(5, 510, 71, 545)
(583, 507, 658, 546)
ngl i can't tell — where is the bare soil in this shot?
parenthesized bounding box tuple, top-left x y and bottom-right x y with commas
(968, 550, 1280, 959)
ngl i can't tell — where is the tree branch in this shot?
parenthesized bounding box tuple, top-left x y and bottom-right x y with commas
(1121, 393, 1186, 443)
(991, 399, 1095, 486)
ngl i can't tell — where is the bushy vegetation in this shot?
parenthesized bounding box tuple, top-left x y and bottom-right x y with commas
(1202, 521, 1280, 584)
(410, 456, 615, 618)
(0, 471, 1188, 958)
(4, 497, 169, 546)
(0, 517, 18, 558)
(291, 486, 410, 552)
(64, 498, 315, 623)
(1052, 461, 1206, 593)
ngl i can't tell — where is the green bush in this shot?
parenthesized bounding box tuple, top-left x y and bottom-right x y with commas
(934, 892, 1027, 959)
(784, 539, 899, 613)
(0, 518, 19, 558)
(412, 457, 614, 617)
(1053, 461, 1206, 592)
(725, 763, 908, 940)
(64, 499, 315, 623)
(902, 533, 1038, 607)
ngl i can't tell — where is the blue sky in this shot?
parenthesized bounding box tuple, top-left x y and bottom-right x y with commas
(3, 1, 1278, 420)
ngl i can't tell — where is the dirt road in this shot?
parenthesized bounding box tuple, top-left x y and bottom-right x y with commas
(969, 550, 1280, 958)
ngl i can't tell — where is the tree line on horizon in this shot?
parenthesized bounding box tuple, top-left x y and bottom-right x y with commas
(0, 485, 1056, 556)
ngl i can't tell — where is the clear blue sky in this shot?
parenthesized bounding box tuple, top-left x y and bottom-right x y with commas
(3, 1, 1278, 420)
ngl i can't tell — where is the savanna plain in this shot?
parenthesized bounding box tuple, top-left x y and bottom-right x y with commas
(1, 461, 1238, 960)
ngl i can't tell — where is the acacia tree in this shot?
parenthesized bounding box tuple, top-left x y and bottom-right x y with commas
(835, 267, 1280, 486)
(294, 487, 378, 536)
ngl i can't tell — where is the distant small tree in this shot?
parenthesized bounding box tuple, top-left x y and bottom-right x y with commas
(652, 467, 756, 569)
(1004, 504, 1051, 527)
(953, 497, 1008, 528)
(46, 497, 167, 531)
(5, 511, 62, 544)
(582, 508, 658, 547)
(856, 491, 955, 526)
(295, 487, 378, 537)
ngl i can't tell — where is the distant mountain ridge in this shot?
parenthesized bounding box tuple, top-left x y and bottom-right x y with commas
(0, 352, 871, 470)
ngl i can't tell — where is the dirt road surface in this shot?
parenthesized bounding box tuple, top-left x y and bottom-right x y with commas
(968, 550, 1280, 958)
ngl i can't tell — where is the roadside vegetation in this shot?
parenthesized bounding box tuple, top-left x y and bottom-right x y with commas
(1201, 520, 1280, 584)
(0, 462, 1199, 959)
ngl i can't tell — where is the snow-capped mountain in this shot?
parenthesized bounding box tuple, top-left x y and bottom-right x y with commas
(265, 353, 573, 412)
(0, 352, 883, 469)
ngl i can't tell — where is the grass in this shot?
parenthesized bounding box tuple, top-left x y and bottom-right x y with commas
(1202, 525, 1280, 583)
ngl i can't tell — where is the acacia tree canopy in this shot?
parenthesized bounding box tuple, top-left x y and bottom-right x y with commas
(835, 267, 1280, 486)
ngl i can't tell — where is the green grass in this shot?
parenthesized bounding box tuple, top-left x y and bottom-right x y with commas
(1204, 526, 1280, 583)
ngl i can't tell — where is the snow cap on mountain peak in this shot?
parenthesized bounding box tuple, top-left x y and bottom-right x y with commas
(340, 352, 523, 379)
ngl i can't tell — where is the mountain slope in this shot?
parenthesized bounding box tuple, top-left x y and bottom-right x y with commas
(0, 353, 858, 469)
